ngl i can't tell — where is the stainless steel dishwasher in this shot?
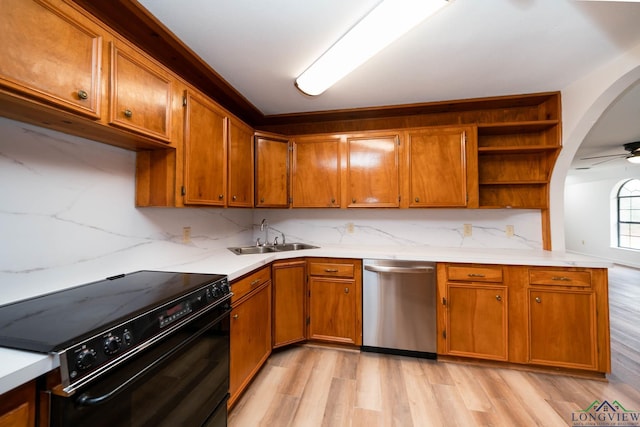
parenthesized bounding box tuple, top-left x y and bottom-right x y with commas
(362, 259, 437, 358)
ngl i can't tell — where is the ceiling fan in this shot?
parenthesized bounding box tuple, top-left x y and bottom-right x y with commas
(580, 141, 640, 165)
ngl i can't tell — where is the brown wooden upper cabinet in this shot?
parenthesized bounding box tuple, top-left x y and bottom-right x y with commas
(228, 118, 254, 207)
(0, 0, 103, 119)
(109, 41, 172, 143)
(182, 89, 227, 206)
(255, 134, 290, 208)
(403, 126, 478, 208)
(291, 135, 341, 208)
(347, 133, 400, 207)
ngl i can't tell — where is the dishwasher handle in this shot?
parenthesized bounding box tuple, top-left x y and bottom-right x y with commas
(364, 264, 434, 274)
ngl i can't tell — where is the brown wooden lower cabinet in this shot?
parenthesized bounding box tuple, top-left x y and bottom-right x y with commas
(444, 284, 508, 361)
(307, 258, 362, 346)
(437, 263, 610, 375)
(0, 380, 36, 427)
(229, 266, 272, 408)
(272, 259, 307, 348)
(528, 288, 597, 370)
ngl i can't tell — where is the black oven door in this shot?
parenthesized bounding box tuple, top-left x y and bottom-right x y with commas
(49, 305, 230, 427)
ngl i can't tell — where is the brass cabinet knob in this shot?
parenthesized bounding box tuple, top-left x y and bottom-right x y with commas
(77, 90, 88, 100)
(535, 297, 541, 303)
(344, 288, 349, 294)
(232, 195, 237, 201)
(496, 295, 502, 301)
(352, 198, 356, 203)
(218, 194, 223, 199)
(233, 314, 239, 319)
(415, 197, 420, 203)
(124, 109, 133, 118)
(331, 198, 336, 204)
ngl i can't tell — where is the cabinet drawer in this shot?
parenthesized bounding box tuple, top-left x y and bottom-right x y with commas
(309, 262, 354, 278)
(231, 266, 271, 303)
(529, 269, 592, 288)
(447, 265, 503, 282)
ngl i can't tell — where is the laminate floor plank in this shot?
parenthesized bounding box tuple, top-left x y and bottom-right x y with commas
(229, 265, 640, 427)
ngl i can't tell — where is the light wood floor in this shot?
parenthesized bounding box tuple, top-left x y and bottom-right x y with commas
(229, 265, 640, 427)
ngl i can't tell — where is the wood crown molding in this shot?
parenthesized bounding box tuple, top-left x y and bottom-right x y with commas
(70, 0, 559, 134)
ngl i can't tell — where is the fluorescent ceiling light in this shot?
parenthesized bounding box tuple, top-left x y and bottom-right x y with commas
(295, 0, 452, 96)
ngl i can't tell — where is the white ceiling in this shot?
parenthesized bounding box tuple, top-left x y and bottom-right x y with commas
(137, 0, 640, 168)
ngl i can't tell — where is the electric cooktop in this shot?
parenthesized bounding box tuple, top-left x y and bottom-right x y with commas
(0, 270, 227, 353)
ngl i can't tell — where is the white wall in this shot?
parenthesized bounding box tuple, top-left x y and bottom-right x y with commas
(565, 164, 640, 269)
(551, 42, 640, 252)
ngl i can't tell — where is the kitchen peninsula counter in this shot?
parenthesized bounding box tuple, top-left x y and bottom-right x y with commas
(0, 245, 611, 394)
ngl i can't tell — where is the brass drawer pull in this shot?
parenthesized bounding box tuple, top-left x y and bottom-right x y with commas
(552, 276, 571, 281)
(77, 89, 88, 100)
(325, 269, 339, 273)
(468, 273, 486, 278)
(250, 279, 261, 286)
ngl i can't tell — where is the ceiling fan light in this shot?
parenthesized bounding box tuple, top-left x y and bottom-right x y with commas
(627, 152, 640, 164)
(295, 0, 452, 96)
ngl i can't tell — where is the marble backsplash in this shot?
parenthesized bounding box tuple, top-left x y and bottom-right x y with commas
(0, 118, 253, 304)
(252, 209, 542, 250)
(0, 117, 542, 304)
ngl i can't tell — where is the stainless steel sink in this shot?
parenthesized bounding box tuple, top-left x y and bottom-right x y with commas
(228, 246, 276, 255)
(274, 243, 318, 251)
(228, 243, 318, 255)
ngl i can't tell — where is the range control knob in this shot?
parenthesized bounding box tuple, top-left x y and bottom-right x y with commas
(220, 282, 230, 294)
(211, 285, 222, 298)
(103, 335, 122, 355)
(76, 348, 97, 370)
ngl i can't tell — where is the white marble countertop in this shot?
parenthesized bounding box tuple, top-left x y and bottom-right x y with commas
(0, 245, 610, 395)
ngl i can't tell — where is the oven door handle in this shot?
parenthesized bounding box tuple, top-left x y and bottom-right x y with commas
(75, 308, 230, 407)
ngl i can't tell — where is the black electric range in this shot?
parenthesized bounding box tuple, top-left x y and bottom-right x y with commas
(0, 270, 231, 395)
(0, 270, 228, 354)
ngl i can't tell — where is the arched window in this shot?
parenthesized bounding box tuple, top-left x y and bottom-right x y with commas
(618, 178, 640, 250)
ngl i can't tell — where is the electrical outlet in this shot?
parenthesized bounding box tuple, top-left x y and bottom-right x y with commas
(182, 226, 191, 243)
(346, 222, 354, 234)
(463, 224, 472, 237)
(506, 225, 514, 237)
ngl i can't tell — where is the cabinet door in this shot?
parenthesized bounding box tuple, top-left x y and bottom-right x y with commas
(255, 135, 289, 207)
(406, 127, 470, 207)
(183, 90, 227, 205)
(0, 381, 35, 427)
(110, 42, 172, 142)
(292, 136, 340, 207)
(445, 284, 508, 361)
(272, 260, 307, 347)
(228, 118, 254, 207)
(309, 277, 359, 345)
(529, 289, 597, 370)
(229, 281, 271, 407)
(0, 0, 102, 118)
(347, 135, 399, 207)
